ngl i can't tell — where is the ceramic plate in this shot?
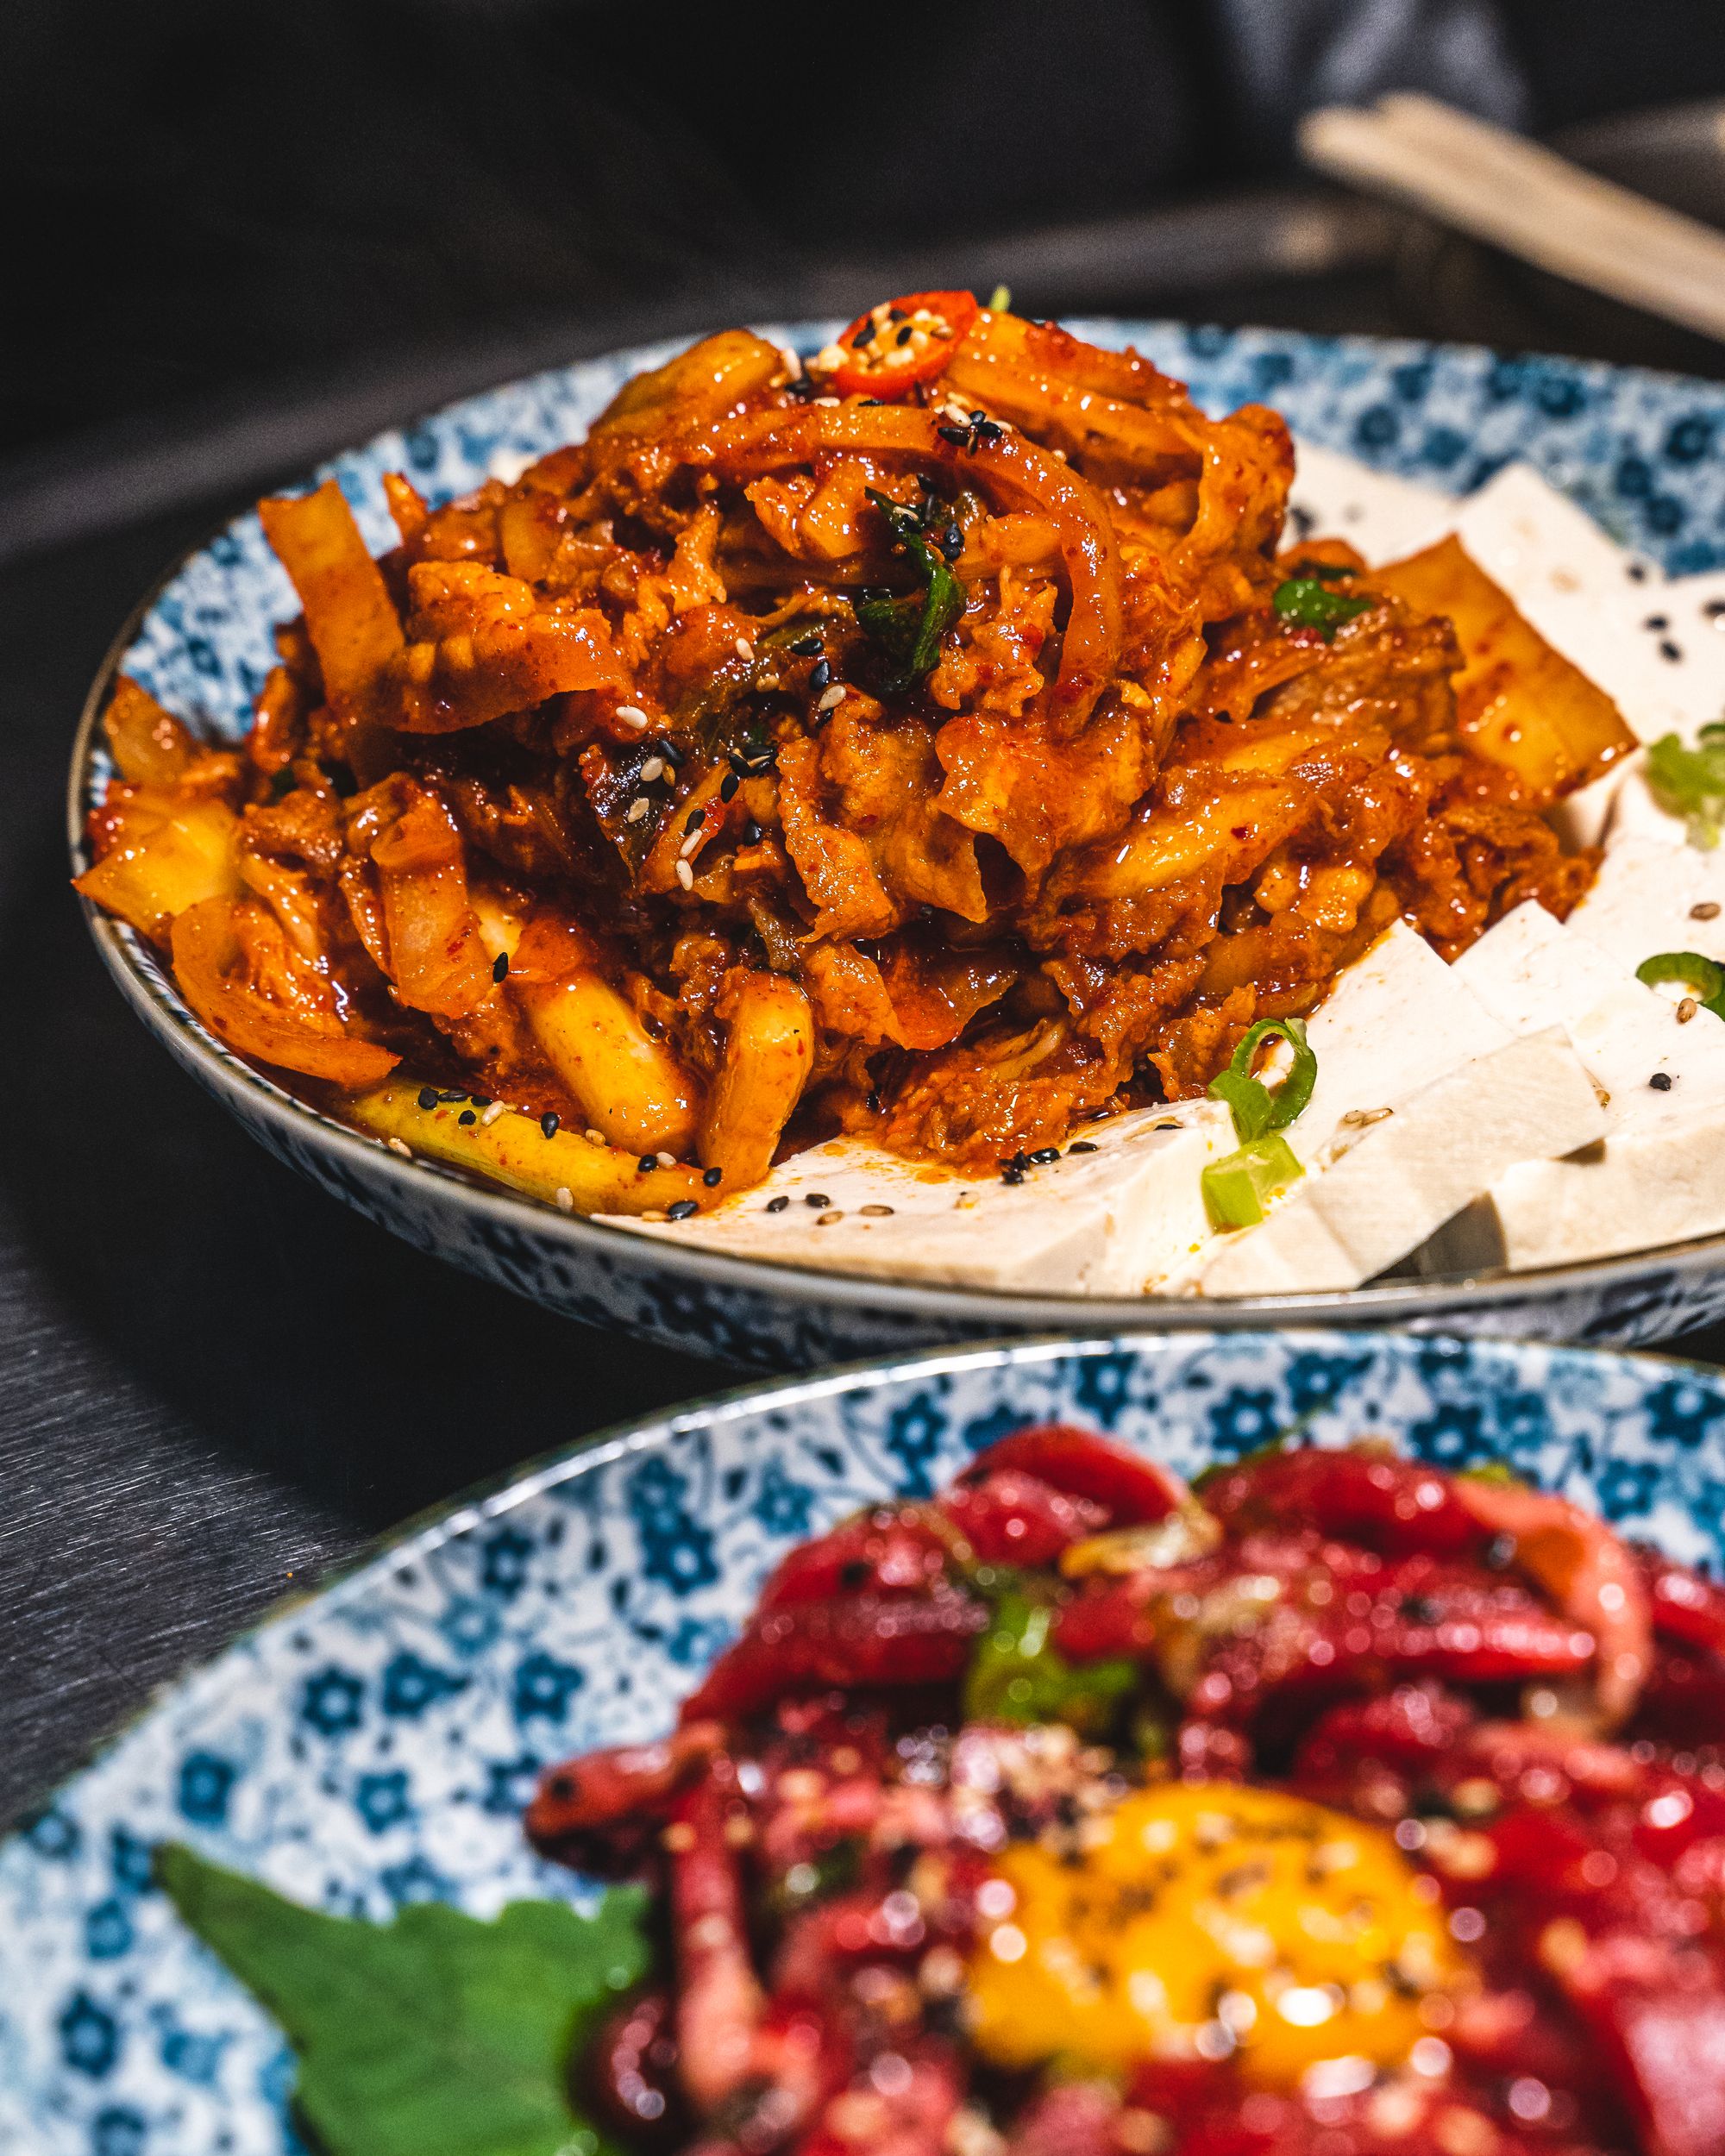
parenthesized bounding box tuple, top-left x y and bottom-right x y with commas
(68, 322, 1725, 1366)
(8, 1327, 1725, 2153)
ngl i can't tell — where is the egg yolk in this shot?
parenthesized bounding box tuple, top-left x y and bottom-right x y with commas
(965, 1782, 1462, 2087)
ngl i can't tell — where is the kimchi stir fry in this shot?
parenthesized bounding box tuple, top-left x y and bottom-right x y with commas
(531, 1429, 1725, 2156)
(76, 296, 1632, 1218)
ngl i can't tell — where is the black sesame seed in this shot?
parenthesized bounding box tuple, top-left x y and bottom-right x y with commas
(1708, 599, 1725, 620)
(895, 323, 913, 347)
(1651, 1071, 1676, 1090)
(1629, 562, 1649, 581)
(666, 1200, 699, 1221)
(1068, 1140, 1099, 1154)
(973, 418, 1004, 442)
(541, 1112, 561, 1138)
(766, 1194, 791, 1213)
(417, 1087, 440, 1111)
(492, 951, 509, 983)
(742, 820, 763, 845)
(938, 423, 971, 446)
(1661, 640, 1684, 662)
(788, 633, 823, 656)
(940, 525, 963, 561)
(687, 808, 706, 830)
(660, 739, 685, 767)
(639, 1155, 656, 1174)
(720, 773, 739, 802)
(810, 658, 832, 692)
(469, 1096, 490, 1108)
(704, 1166, 724, 1188)
(458, 1108, 477, 1125)
(1001, 1165, 1026, 1185)
(438, 1087, 467, 1102)
(806, 1192, 831, 1207)
(1645, 614, 1670, 630)
(1028, 1146, 1061, 1165)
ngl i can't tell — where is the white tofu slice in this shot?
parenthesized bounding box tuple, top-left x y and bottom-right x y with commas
(1451, 464, 1725, 747)
(1420, 898, 1725, 1272)
(1192, 1027, 1608, 1297)
(1566, 836, 1725, 972)
(1287, 442, 1452, 565)
(602, 1098, 1237, 1294)
(1289, 920, 1511, 1164)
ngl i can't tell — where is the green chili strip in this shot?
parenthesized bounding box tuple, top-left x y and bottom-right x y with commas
(1636, 950, 1725, 1019)
(1208, 1016, 1318, 1142)
(1647, 724, 1725, 850)
(1272, 578, 1373, 638)
(858, 490, 966, 692)
(1201, 1132, 1305, 1231)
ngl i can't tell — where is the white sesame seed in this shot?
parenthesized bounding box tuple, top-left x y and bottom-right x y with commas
(585, 1128, 605, 1146)
(639, 755, 665, 781)
(481, 1101, 505, 1125)
(386, 1137, 411, 1158)
(675, 859, 694, 890)
(813, 344, 846, 373)
(615, 704, 649, 730)
(942, 398, 971, 426)
(817, 684, 845, 711)
(778, 346, 804, 380)
(680, 829, 703, 858)
(735, 636, 754, 662)
(656, 1150, 677, 1169)
(640, 1208, 668, 1223)
(813, 396, 841, 409)
(554, 1186, 574, 1212)
(625, 798, 650, 824)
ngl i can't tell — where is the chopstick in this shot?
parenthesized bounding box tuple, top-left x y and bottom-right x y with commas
(1299, 92, 1725, 347)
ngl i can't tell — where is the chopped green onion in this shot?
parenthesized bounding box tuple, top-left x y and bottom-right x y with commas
(963, 1589, 1136, 1736)
(1208, 1016, 1318, 1142)
(1636, 950, 1725, 1018)
(1647, 725, 1725, 849)
(1201, 1132, 1304, 1230)
(987, 283, 1012, 312)
(858, 489, 967, 692)
(1272, 577, 1373, 638)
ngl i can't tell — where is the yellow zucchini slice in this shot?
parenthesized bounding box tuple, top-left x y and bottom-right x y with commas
(346, 1082, 709, 1216)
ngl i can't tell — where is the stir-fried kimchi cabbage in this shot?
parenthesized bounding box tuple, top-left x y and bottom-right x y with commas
(76, 297, 1634, 1207)
(530, 1427, 1725, 2156)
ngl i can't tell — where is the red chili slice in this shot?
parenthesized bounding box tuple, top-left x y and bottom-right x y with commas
(681, 1590, 989, 1724)
(1638, 1544, 1725, 1657)
(938, 1468, 1106, 1565)
(525, 1720, 724, 1849)
(958, 1425, 1182, 1526)
(756, 1508, 953, 1610)
(1199, 1445, 1479, 1557)
(828, 291, 980, 400)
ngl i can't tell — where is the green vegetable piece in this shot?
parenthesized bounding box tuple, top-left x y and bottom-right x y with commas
(988, 283, 1012, 312)
(1201, 1131, 1304, 1230)
(963, 1590, 1136, 1737)
(858, 490, 966, 692)
(157, 1842, 650, 2156)
(1637, 949, 1725, 1018)
(1208, 1017, 1318, 1143)
(1647, 725, 1725, 849)
(1272, 578, 1373, 639)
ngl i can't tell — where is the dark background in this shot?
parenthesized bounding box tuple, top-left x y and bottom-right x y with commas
(6, 0, 1725, 1830)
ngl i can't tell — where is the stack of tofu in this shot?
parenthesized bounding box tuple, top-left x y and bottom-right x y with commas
(606, 454, 1725, 1298)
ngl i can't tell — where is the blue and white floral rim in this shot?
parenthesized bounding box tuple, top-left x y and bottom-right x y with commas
(67, 322, 1725, 1364)
(9, 1326, 1725, 2153)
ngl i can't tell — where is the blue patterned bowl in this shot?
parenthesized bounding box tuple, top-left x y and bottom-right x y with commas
(7, 1328, 1725, 2153)
(68, 323, 1725, 1365)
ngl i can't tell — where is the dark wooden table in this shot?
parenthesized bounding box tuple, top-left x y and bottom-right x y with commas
(6, 262, 1724, 1833)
